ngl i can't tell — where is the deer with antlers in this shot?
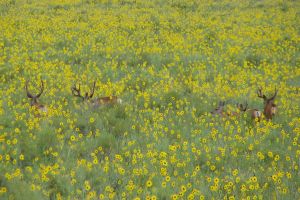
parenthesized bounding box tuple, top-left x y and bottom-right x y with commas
(25, 80, 47, 113)
(211, 101, 262, 121)
(234, 102, 262, 121)
(71, 81, 122, 107)
(211, 101, 248, 117)
(257, 87, 278, 120)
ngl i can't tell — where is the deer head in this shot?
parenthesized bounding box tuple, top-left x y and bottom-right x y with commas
(224, 102, 248, 117)
(71, 81, 122, 106)
(211, 101, 226, 116)
(25, 80, 44, 107)
(257, 87, 278, 120)
(237, 102, 248, 112)
(71, 81, 96, 101)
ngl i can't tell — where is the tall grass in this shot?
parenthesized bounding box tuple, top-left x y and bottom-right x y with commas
(0, 0, 299, 199)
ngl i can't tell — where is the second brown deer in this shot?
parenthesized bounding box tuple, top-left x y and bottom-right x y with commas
(257, 87, 278, 120)
(71, 81, 122, 107)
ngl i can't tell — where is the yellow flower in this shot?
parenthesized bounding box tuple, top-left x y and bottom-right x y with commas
(272, 175, 278, 181)
(99, 194, 105, 199)
(146, 180, 152, 187)
(151, 196, 157, 200)
(213, 178, 219, 184)
(93, 158, 98, 164)
(85, 183, 91, 191)
(165, 176, 171, 182)
(70, 135, 76, 141)
(0, 187, 7, 193)
(19, 154, 24, 160)
(181, 185, 187, 192)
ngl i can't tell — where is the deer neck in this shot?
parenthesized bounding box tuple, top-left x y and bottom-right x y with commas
(264, 103, 273, 119)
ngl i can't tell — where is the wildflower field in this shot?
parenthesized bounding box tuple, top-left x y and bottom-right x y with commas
(0, 0, 299, 199)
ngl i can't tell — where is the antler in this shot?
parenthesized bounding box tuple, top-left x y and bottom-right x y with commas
(89, 81, 96, 98)
(269, 87, 278, 101)
(25, 81, 33, 98)
(71, 83, 84, 99)
(25, 80, 44, 98)
(35, 80, 44, 98)
(257, 87, 267, 101)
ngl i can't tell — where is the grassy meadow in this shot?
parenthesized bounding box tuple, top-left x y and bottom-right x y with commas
(0, 0, 299, 199)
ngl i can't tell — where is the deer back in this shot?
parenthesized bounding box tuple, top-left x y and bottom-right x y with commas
(92, 96, 121, 106)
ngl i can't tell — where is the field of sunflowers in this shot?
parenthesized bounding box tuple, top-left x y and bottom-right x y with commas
(0, 0, 299, 199)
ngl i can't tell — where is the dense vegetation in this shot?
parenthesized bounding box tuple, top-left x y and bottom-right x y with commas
(0, 0, 299, 199)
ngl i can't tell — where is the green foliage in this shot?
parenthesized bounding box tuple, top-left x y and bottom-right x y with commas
(0, 0, 299, 199)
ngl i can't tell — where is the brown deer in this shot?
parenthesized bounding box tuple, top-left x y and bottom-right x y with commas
(25, 80, 47, 113)
(71, 81, 122, 107)
(257, 87, 278, 120)
(248, 108, 262, 121)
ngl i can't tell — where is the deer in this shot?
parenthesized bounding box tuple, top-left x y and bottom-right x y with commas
(71, 81, 122, 107)
(257, 87, 278, 120)
(211, 101, 248, 117)
(211, 101, 262, 121)
(25, 80, 47, 114)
